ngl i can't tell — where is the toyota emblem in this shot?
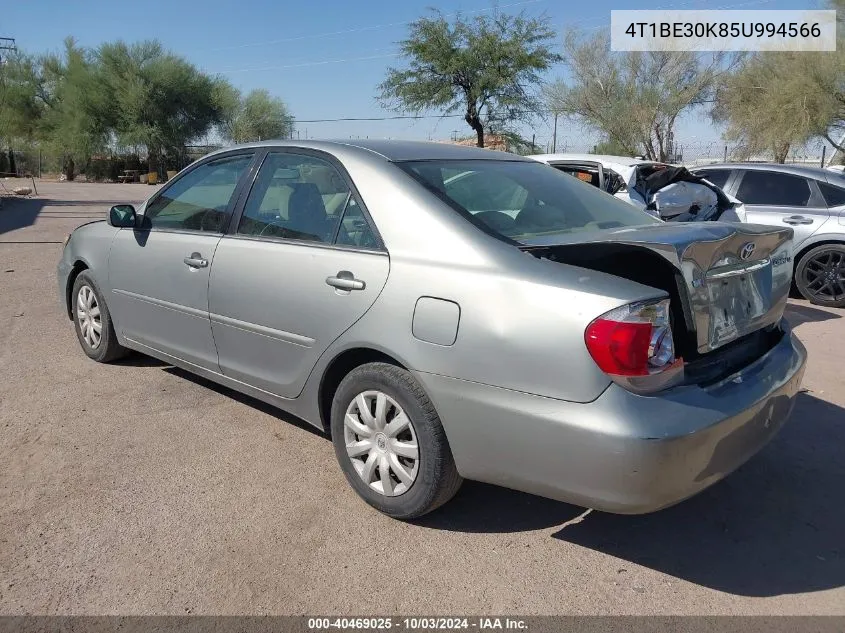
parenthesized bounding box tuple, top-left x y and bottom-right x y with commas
(739, 242, 756, 260)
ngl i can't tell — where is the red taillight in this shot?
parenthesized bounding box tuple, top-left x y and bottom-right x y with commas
(585, 319, 653, 376)
(584, 299, 680, 380)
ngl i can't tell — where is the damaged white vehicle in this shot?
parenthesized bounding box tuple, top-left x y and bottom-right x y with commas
(529, 154, 746, 223)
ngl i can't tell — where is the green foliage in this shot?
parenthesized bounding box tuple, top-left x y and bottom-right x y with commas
(98, 40, 225, 168)
(712, 0, 844, 161)
(0, 53, 43, 149)
(220, 88, 294, 143)
(38, 38, 111, 171)
(379, 10, 560, 147)
(546, 30, 734, 161)
(592, 137, 631, 156)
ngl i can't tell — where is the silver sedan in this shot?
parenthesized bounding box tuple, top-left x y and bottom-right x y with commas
(58, 140, 807, 519)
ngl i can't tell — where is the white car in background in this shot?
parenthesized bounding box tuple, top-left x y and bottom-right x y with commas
(529, 153, 746, 223)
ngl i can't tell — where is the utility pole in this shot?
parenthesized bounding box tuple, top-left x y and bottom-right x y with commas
(552, 113, 558, 153)
(820, 146, 826, 168)
(723, 145, 728, 162)
(0, 37, 17, 65)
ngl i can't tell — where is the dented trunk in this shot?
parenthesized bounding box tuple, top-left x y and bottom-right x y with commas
(522, 223, 794, 361)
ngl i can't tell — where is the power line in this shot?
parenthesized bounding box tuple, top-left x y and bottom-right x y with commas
(215, 52, 401, 74)
(209, 0, 547, 52)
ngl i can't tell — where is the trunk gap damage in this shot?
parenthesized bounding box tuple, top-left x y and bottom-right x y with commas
(522, 223, 794, 386)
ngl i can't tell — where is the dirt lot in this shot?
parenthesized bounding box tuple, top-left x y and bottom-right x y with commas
(0, 182, 843, 615)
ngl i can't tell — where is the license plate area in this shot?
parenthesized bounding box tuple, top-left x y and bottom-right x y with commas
(706, 264, 772, 350)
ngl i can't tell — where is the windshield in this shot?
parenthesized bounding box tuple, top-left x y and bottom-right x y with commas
(399, 159, 660, 243)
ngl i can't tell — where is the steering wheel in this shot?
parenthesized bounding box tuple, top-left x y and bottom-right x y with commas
(258, 218, 287, 237)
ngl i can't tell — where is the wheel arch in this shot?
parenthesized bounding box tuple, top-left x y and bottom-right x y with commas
(317, 347, 406, 434)
(65, 259, 91, 320)
(794, 237, 845, 267)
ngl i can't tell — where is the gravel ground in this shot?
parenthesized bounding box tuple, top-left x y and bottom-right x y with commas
(0, 182, 843, 615)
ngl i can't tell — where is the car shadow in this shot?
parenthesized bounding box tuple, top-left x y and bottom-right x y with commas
(162, 365, 325, 438)
(784, 302, 842, 328)
(0, 197, 47, 235)
(420, 393, 845, 597)
(0, 197, 144, 235)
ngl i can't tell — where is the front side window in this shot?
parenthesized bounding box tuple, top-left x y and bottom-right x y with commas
(736, 170, 812, 207)
(399, 160, 659, 243)
(144, 154, 253, 231)
(238, 153, 350, 243)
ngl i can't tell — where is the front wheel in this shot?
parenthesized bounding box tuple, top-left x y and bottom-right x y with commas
(330, 362, 462, 519)
(795, 244, 845, 308)
(72, 271, 128, 362)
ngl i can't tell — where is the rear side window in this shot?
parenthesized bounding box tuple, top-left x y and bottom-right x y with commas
(736, 171, 812, 206)
(818, 181, 845, 207)
(695, 169, 731, 190)
(399, 159, 659, 243)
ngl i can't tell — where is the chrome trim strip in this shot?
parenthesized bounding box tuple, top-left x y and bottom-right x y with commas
(209, 312, 315, 347)
(706, 258, 771, 280)
(111, 288, 208, 319)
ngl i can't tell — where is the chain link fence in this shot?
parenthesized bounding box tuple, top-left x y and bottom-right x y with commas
(0, 145, 224, 182)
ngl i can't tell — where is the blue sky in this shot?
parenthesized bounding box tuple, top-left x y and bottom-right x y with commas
(4, 0, 827, 155)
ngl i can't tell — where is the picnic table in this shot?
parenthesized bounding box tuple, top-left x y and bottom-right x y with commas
(117, 169, 140, 183)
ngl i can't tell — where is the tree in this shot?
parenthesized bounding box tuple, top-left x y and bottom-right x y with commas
(712, 0, 844, 161)
(379, 10, 560, 147)
(98, 40, 225, 172)
(38, 38, 110, 179)
(592, 137, 631, 156)
(546, 30, 733, 161)
(220, 88, 293, 143)
(0, 52, 42, 157)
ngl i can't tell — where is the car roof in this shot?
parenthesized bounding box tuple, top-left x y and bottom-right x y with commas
(529, 153, 659, 167)
(692, 162, 838, 180)
(209, 139, 533, 162)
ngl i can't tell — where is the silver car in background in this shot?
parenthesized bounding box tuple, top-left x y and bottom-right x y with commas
(58, 140, 806, 519)
(692, 163, 845, 308)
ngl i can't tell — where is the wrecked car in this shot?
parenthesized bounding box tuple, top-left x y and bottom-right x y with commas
(529, 153, 746, 223)
(58, 140, 805, 519)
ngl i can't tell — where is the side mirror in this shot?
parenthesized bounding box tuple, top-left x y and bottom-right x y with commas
(108, 204, 136, 228)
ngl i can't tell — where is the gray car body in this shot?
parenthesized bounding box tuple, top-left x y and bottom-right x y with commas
(691, 163, 845, 262)
(58, 140, 806, 513)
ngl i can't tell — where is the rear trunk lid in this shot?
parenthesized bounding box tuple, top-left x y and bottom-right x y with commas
(521, 222, 793, 355)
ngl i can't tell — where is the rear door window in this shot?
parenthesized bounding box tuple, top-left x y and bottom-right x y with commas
(238, 153, 349, 243)
(818, 181, 845, 207)
(736, 170, 812, 206)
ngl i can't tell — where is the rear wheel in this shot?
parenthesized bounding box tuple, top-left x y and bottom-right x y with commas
(330, 362, 462, 519)
(72, 271, 128, 362)
(795, 244, 845, 308)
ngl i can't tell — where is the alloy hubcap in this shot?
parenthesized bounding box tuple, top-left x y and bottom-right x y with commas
(803, 251, 845, 301)
(344, 390, 419, 497)
(76, 285, 102, 349)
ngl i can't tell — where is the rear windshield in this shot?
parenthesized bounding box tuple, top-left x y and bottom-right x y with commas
(398, 159, 659, 243)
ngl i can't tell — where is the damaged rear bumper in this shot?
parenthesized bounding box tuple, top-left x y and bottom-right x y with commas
(415, 322, 806, 514)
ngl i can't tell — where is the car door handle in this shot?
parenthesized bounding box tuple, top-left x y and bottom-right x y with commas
(782, 216, 814, 225)
(183, 252, 208, 268)
(326, 271, 365, 291)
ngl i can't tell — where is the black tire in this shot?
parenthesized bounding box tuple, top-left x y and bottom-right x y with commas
(795, 244, 845, 309)
(330, 362, 463, 519)
(71, 271, 128, 363)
